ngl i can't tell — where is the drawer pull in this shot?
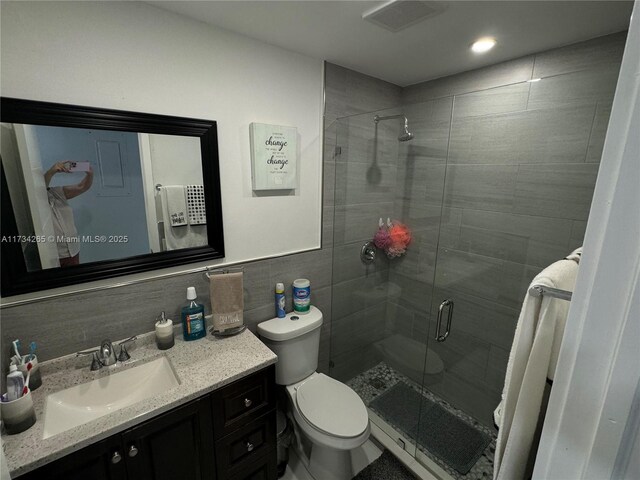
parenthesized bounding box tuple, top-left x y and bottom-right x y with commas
(111, 451, 122, 464)
(244, 398, 252, 408)
(246, 442, 254, 452)
(128, 445, 139, 458)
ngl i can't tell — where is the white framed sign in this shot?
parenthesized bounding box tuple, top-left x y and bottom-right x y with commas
(250, 122, 298, 190)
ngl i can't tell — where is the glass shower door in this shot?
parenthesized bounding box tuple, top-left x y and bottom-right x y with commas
(328, 104, 446, 462)
(415, 72, 603, 478)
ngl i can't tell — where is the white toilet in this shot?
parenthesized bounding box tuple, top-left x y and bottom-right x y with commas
(258, 306, 370, 480)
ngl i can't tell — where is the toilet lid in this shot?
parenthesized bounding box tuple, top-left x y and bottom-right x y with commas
(296, 374, 368, 438)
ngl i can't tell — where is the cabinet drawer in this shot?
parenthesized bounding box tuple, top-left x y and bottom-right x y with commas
(211, 365, 275, 438)
(215, 412, 276, 478)
(228, 451, 277, 480)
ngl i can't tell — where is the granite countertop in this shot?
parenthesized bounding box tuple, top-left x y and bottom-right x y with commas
(1, 328, 277, 478)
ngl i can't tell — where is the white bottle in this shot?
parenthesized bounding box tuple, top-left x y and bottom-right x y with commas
(6, 364, 25, 401)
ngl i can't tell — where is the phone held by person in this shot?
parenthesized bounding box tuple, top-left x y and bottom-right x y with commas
(67, 161, 91, 172)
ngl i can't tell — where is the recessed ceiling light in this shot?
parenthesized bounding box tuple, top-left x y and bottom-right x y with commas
(471, 37, 496, 53)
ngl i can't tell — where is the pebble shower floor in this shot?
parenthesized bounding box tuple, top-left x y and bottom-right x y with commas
(347, 362, 496, 480)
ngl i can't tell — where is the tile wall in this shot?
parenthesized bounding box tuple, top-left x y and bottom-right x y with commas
(387, 31, 626, 425)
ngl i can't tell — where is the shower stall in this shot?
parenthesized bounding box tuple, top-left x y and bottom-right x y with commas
(328, 54, 619, 479)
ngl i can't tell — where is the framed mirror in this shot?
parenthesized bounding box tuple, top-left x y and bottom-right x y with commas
(1, 97, 224, 297)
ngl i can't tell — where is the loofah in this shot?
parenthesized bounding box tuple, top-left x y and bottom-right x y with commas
(373, 228, 392, 249)
(372, 220, 412, 259)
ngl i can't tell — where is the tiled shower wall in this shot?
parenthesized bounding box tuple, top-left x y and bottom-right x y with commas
(0, 63, 401, 380)
(324, 65, 403, 380)
(388, 31, 626, 424)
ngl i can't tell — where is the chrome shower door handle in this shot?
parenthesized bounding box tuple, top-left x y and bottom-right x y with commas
(435, 299, 454, 342)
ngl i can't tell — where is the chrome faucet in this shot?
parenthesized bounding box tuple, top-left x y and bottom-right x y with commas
(77, 336, 137, 371)
(99, 340, 117, 367)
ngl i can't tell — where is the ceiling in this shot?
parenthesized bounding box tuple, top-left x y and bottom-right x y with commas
(150, 1, 633, 87)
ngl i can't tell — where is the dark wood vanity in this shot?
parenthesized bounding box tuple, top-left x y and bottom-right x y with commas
(18, 366, 277, 480)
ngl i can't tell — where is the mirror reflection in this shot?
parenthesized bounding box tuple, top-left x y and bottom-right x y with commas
(0, 123, 207, 272)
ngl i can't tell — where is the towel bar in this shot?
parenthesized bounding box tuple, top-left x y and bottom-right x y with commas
(528, 284, 572, 301)
(204, 265, 244, 279)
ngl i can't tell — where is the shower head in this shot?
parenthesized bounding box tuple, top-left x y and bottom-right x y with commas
(398, 131, 414, 142)
(374, 113, 414, 142)
(399, 118, 414, 142)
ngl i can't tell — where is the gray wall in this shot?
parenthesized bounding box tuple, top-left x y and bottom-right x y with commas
(323, 64, 403, 380)
(0, 63, 402, 381)
(388, 31, 626, 424)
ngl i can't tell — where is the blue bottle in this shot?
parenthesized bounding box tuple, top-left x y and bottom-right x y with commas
(275, 282, 286, 318)
(181, 287, 206, 341)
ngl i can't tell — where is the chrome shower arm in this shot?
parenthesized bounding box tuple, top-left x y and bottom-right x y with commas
(374, 114, 407, 123)
(374, 113, 413, 142)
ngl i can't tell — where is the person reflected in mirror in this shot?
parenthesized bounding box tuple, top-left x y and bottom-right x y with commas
(45, 161, 93, 267)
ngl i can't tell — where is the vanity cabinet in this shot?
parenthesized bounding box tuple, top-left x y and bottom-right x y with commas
(18, 366, 276, 480)
(120, 397, 215, 480)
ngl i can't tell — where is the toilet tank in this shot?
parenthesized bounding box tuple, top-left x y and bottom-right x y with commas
(257, 306, 323, 385)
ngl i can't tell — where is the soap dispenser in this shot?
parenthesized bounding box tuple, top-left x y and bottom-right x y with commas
(155, 311, 174, 350)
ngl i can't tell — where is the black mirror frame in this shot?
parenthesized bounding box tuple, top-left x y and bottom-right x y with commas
(1, 97, 225, 297)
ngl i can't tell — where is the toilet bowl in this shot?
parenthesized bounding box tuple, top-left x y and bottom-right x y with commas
(257, 307, 370, 480)
(286, 372, 370, 480)
(287, 372, 370, 448)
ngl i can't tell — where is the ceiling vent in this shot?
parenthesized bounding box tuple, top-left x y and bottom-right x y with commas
(362, 0, 446, 32)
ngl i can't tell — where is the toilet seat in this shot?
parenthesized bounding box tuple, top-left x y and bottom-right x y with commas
(295, 373, 369, 438)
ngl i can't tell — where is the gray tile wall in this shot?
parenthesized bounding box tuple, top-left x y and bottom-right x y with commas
(389, 31, 625, 424)
(325, 64, 403, 381)
(0, 62, 402, 384)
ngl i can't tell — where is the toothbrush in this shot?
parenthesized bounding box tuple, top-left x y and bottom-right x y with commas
(26, 341, 37, 362)
(22, 362, 32, 396)
(12, 340, 22, 362)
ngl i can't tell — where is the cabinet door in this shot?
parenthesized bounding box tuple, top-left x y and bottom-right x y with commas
(121, 397, 215, 480)
(18, 436, 126, 480)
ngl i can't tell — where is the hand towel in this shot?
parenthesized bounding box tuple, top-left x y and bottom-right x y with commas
(493, 257, 579, 480)
(161, 186, 188, 227)
(210, 272, 244, 331)
(159, 186, 207, 250)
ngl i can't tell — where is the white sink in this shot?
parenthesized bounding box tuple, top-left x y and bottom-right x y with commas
(43, 356, 180, 439)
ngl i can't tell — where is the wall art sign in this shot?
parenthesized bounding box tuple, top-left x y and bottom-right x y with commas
(250, 122, 298, 190)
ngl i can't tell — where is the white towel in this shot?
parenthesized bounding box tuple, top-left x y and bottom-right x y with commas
(565, 246, 583, 263)
(493, 257, 579, 480)
(159, 186, 207, 250)
(162, 186, 188, 227)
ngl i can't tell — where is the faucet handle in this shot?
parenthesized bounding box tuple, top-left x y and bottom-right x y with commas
(90, 352, 103, 371)
(76, 350, 103, 370)
(116, 336, 137, 362)
(117, 344, 130, 362)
